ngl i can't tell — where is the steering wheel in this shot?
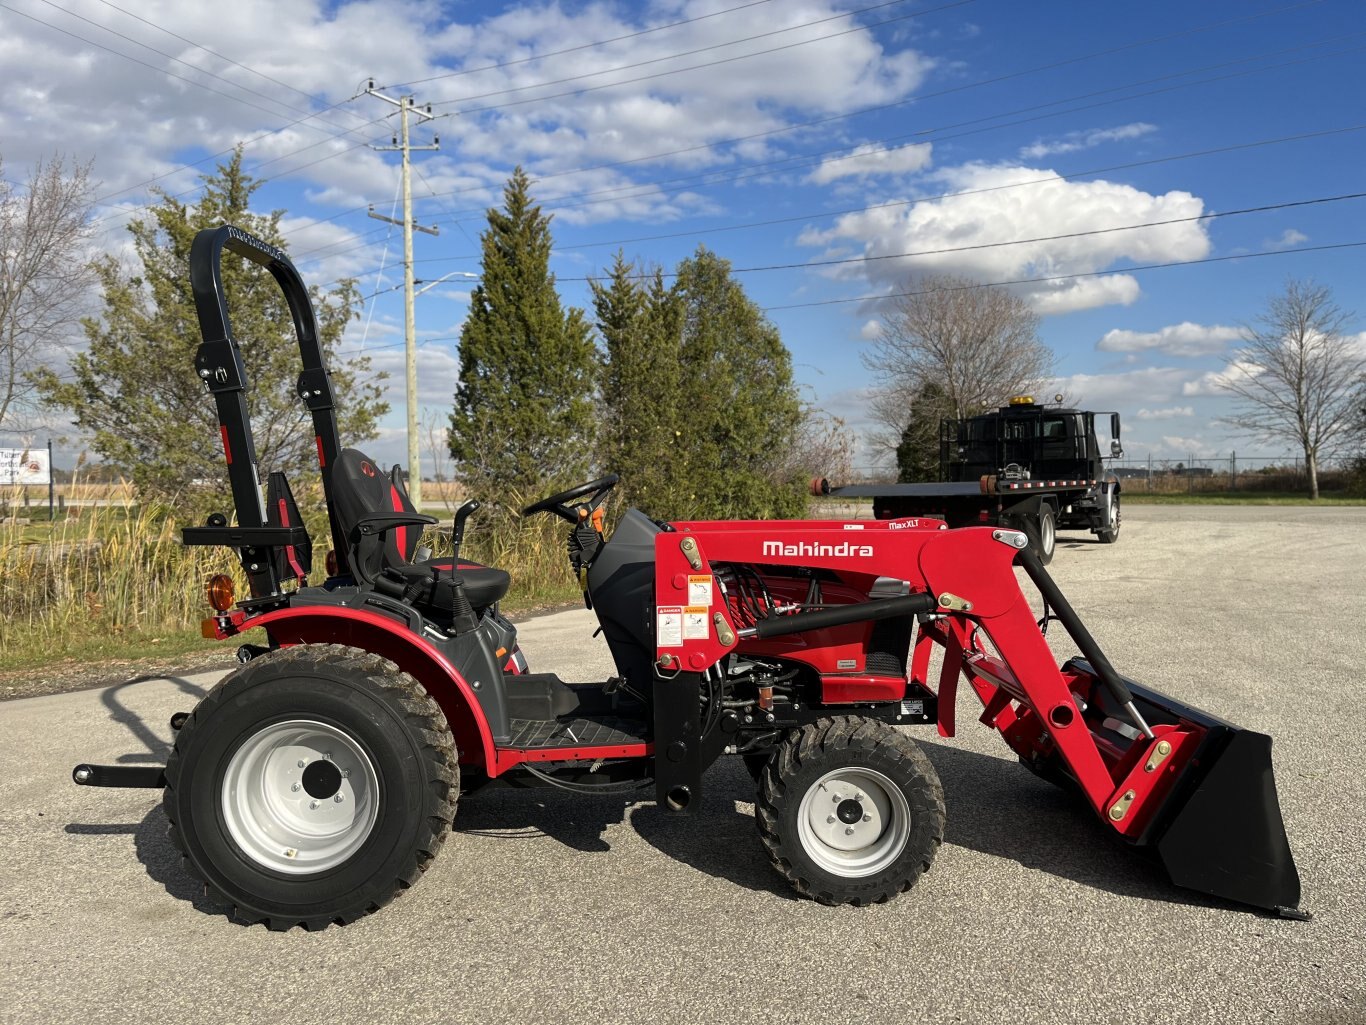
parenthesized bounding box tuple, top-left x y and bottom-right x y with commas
(521, 474, 620, 523)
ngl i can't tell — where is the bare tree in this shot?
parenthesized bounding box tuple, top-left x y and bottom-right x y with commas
(863, 274, 1054, 457)
(1220, 279, 1365, 499)
(0, 154, 95, 432)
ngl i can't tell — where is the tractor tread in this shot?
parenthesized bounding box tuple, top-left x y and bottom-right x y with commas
(163, 643, 457, 931)
(755, 716, 944, 907)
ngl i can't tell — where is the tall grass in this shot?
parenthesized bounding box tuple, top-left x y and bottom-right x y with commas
(0, 482, 583, 670)
(0, 484, 236, 666)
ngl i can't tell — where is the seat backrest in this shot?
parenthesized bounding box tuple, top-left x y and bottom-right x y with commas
(331, 448, 419, 583)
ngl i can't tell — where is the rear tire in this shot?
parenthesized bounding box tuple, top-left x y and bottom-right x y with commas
(1036, 506, 1057, 564)
(756, 717, 944, 905)
(163, 644, 457, 930)
(1097, 494, 1121, 544)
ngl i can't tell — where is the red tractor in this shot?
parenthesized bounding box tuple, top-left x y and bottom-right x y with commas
(73, 226, 1305, 929)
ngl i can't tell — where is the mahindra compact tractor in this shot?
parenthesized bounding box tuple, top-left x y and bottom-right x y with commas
(72, 226, 1305, 929)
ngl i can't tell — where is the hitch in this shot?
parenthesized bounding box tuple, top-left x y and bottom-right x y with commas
(72, 764, 166, 788)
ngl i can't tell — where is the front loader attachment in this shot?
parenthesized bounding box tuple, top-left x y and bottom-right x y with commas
(914, 538, 1305, 918)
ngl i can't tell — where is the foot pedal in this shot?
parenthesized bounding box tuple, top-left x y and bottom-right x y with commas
(603, 676, 623, 695)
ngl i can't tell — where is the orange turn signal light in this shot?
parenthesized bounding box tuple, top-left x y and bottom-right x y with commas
(206, 573, 236, 612)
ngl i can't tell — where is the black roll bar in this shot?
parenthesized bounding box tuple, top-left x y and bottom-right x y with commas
(188, 225, 349, 590)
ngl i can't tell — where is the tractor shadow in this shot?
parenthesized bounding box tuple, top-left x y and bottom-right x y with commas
(918, 742, 1224, 910)
(100, 674, 210, 764)
(458, 748, 1225, 909)
(455, 760, 794, 899)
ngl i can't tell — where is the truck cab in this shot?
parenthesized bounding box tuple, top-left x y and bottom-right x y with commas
(941, 397, 1121, 483)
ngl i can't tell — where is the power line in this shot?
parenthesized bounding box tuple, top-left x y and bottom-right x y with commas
(0, 2, 344, 131)
(329, 116, 1366, 284)
(259, 1, 1333, 259)
(760, 240, 1366, 312)
(431, 33, 1366, 221)
(390, 0, 783, 90)
(431, 0, 976, 116)
(32, 0, 361, 133)
(550, 191, 1366, 282)
(429, 0, 929, 108)
(88, 0, 366, 119)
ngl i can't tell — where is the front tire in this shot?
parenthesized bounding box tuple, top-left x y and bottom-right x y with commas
(756, 717, 944, 905)
(164, 644, 457, 930)
(1097, 493, 1121, 544)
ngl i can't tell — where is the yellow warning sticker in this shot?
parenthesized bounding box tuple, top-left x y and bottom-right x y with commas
(683, 606, 710, 640)
(687, 574, 713, 606)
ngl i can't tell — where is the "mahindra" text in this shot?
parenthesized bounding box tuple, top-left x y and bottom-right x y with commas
(762, 540, 873, 558)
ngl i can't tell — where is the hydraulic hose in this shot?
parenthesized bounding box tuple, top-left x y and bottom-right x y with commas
(738, 592, 936, 640)
(1015, 547, 1155, 739)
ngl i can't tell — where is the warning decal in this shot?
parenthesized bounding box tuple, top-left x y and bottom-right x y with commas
(687, 574, 713, 606)
(657, 606, 683, 647)
(683, 607, 710, 640)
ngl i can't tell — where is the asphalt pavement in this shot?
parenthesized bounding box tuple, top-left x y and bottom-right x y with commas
(1, 504, 1363, 1025)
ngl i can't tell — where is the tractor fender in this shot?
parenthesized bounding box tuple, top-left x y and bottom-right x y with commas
(233, 605, 497, 772)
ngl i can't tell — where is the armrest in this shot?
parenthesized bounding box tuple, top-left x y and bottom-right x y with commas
(351, 511, 438, 538)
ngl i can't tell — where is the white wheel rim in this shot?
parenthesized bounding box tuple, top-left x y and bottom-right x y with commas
(1041, 514, 1055, 554)
(796, 767, 912, 878)
(221, 719, 380, 875)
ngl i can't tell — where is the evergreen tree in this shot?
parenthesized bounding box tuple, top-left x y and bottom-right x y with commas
(897, 381, 952, 482)
(450, 168, 596, 500)
(670, 246, 805, 520)
(592, 252, 682, 515)
(38, 148, 384, 507)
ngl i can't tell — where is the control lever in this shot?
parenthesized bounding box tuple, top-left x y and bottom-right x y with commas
(452, 499, 480, 563)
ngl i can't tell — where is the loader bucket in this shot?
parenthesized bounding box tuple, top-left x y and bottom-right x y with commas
(1152, 728, 1301, 914)
(1069, 667, 1304, 916)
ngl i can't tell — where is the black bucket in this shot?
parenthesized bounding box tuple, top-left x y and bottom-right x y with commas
(1071, 665, 1305, 917)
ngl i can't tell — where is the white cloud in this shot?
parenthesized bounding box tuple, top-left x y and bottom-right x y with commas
(1097, 321, 1242, 357)
(1182, 360, 1263, 396)
(859, 319, 882, 340)
(1264, 228, 1308, 249)
(1135, 406, 1194, 420)
(803, 162, 1211, 314)
(809, 142, 933, 184)
(1019, 122, 1157, 160)
(1049, 367, 1196, 409)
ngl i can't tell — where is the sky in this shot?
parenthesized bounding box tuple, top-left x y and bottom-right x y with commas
(1, 0, 1363, 476)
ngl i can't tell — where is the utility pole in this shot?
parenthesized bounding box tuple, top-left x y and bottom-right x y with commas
(365, 79, 439, 508)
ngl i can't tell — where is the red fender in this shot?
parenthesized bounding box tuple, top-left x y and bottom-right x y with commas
(234, 605, 497, 773)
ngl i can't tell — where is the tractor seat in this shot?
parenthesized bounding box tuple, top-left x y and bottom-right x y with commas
(331, 448, 510, 611)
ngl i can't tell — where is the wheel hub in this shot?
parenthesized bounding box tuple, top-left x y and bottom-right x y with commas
(221, 720, 380, 876)
(796, 767, 912, 875)
(836, 798, 863, 824)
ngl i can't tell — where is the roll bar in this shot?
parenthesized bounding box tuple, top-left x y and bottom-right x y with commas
(187, 225, 348, 585)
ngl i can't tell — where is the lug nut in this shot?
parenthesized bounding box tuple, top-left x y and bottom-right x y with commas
(297, 759, 306, 768)
(862, 813, 872, 822)
(334, 794, 344, 803)
(827, 815, 835, 824)
(309, 800, 319, 810)
(291, 783, 301, 792)
(845, 827, 855, 835)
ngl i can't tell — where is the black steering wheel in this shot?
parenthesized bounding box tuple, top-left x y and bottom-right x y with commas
(521, 474, 620, 523)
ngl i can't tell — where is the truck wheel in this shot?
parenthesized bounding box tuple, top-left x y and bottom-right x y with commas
(1097, 494, 1121, 544)
(163, 644, 458, 930)
(1036, 506, 1057, 564)
(755, 717, 944, 905)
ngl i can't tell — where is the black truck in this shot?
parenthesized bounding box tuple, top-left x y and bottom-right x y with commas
(821, 398, 1123, 564)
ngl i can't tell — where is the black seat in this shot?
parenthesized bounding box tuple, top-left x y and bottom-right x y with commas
(330, 448, 510, 610)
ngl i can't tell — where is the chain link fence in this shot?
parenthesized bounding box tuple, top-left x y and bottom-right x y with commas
(1108, 455, 1353, 494)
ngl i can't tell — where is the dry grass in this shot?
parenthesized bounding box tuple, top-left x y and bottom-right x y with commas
(0, 483, 582, 672)
(0, 484, 237, 668)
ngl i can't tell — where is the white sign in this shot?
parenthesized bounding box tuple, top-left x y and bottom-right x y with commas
(0, 448, 50, 485)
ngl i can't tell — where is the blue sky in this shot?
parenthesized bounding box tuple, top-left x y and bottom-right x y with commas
(2, 0, 1363, 474)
